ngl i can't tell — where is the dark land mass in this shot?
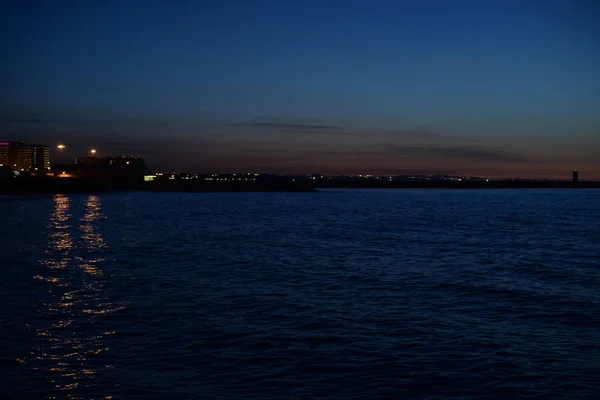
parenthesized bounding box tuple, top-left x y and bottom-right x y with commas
(1, 177, 600, 196)
(316, 180, 600, 189)
(147, 178, 316, 193)
(0, 177, 317, 195)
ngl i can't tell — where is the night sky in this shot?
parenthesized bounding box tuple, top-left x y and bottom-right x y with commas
(2, 0, 599, 179)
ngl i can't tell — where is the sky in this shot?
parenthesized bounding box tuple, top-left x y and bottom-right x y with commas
(1, 0, 599, 179)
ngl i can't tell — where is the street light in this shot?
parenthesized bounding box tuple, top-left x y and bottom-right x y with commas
(90, 149, 97, 155)
(57, 144, 66, 150)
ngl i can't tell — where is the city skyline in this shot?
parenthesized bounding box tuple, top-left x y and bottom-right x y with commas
(2, 0, 599, 179)
(0, 139, 589, 183)
(1, 137, 594, 181)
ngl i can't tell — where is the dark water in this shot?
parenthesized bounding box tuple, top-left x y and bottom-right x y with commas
(1, 189, 599, 399)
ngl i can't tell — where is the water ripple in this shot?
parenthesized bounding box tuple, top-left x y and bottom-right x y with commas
(1, 189, 599, 399)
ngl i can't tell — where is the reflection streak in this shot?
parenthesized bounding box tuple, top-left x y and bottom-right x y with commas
(26, 195, 122, 399)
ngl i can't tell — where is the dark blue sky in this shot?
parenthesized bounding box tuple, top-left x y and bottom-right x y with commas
(2, 0, 599, 178)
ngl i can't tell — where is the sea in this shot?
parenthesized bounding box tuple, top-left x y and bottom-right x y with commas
(1, 189, 599, 399)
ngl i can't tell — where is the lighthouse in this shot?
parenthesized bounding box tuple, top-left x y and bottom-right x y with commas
(572, 169, 579, 182)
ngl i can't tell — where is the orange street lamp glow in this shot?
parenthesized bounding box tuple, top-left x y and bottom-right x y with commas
(57, 144, 66, 150)
(90, 149, 97, 155)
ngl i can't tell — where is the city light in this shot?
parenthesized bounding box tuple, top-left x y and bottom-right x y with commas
(90, 149, 97, 155)
(57, 144, 66, 150)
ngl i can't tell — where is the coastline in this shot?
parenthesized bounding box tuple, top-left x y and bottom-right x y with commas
(1, 178, 599, 196)
(317, 181, 600, 189)
(0, 178, 318, 195)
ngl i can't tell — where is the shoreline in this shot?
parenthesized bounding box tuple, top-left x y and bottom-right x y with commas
(317, 181, 600, 189)
(1, 179, 600, 196)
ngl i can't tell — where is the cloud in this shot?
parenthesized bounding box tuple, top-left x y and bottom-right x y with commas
(228, 120, 478, 143)
(3, 110, 472, 143)
(387, 145, 526, 163)
(228, 117, 478, 142)
(1, 109, 548, 173)
(228, 121, 360, 136)
(231, 122, 342, 130)
(374, 128, 477, 143)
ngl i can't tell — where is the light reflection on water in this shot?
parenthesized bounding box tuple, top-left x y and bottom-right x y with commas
(27, 195, 122, 399)
(3, 190, 599, 398)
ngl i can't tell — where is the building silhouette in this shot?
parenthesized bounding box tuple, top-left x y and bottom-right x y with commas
(53, 155, 150, 181)
(0, 141, 50, 172)
(0, 142, 13, 167)
(572, 169, 579, 182)
(76, 155, 145, 166)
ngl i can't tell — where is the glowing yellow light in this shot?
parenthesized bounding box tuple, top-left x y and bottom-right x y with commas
(57, 144, 66, 150)
(90, 149, 97, 155)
